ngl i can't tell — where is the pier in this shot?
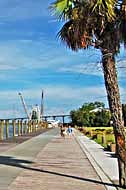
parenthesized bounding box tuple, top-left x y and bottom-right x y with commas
(0, 114, 70, 141)
(0, 118, 47, 141)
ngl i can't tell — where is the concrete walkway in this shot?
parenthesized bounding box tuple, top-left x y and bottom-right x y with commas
(0, 128, 121, 190)
(0, 128, 58, 190)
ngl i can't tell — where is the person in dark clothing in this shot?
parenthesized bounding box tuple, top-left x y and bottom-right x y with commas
(60, 124, 66, 138)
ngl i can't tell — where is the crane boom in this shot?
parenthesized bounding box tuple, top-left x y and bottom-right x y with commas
(18, 92, 30, 119)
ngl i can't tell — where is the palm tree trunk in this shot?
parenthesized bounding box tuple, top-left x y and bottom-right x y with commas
(102, 51, 126, 188)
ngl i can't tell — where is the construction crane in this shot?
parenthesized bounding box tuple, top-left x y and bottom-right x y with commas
(18, 92, 30, 119)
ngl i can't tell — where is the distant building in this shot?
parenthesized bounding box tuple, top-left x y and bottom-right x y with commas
(89, 107, 110, 113)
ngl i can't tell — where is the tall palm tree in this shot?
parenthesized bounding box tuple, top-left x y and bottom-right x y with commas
(50, 0, 126, 187)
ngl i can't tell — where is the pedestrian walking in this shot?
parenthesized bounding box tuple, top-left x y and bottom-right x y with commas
(60, 124, 66, 138)
(67, 125, 73, 137)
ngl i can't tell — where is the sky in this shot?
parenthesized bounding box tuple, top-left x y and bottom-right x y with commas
(0, 0, 126, 119)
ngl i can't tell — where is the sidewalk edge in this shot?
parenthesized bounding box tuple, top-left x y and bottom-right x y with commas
(75, 135, 117, 190)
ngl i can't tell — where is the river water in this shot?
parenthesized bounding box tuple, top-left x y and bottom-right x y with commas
(3, 123, 28, 139)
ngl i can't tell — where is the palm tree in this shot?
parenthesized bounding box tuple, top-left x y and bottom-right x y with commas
(50, 0, 126, 187)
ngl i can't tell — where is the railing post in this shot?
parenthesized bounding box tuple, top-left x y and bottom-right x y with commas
(18, 120, 21, 136)
(5, 120, 9, 139)
(32, 120, 35, 132)
(24, 120, 27, 134)
(0, 120, 4, 140)
(29, 120, 31, 133)
(28, 120, 31, 133)
(21, 120, 24, 135)
(36, 120, 38, 131)
(12, 120, 16, 138)
(39, 121, 42, 130)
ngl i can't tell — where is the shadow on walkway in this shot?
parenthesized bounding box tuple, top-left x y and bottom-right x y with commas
(0, 155, 122, 188)
(0, 156, 33, 167)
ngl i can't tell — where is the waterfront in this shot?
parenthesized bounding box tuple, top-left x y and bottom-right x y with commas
(0, 119, 46, 141)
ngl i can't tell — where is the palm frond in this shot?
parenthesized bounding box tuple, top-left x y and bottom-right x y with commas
(58, 20, 93, 50)
(50, 0, 74, 20)
(50, 0, 126, 51)
(92, 0, 118, 22)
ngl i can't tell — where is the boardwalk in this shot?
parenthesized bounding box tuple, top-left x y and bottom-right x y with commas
(0, 128, 119, 190)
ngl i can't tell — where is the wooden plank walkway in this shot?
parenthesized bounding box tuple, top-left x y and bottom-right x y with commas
(8, 131, 106, 190)
(0, 128, 58, 190)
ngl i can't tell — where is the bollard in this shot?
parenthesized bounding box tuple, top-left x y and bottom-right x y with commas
(18, 120, 21, 136)
(27, 121, 30, 133)
(34, 120, 36, 132)
(32, 120, 36, 132)
(39, 121, 42, 130)
(0, 120, 4, 140)
(21, 120, 24, 135)
(36, 120, 38, 131)
(28, 120, 31, 133)
(12, 120, 16, 138)
(35, 120, 38, 132)
(5, 120, 9, 139)
(38, 121, 40, 130)
(30, 120, 33, 133)
(102, 132, 107, 145)
(24, 120, 27, 134)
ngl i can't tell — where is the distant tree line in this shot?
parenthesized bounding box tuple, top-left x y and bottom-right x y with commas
(70, 102, 126, 127)
(70, 102, 111, 127)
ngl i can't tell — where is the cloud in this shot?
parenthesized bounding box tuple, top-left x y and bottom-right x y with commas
(0, 85, 107, 117)
(0, 39, 63, 72)
(0, 39, 98, 74)
(58, 53, 126, 78)
(116, 59, 126, 78)
(0, 64, 16, 71)
(59, 62, 103, 76)
(0, 84, 126, 118)
(43, 85, 106, 100)
(0, 109, 21, 119)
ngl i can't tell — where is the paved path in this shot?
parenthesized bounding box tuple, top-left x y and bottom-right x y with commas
(0, 128, 121, 190)
(0, 128, 58, 190)
(0, 129, 50, 153)
(8, 129, 106, 190)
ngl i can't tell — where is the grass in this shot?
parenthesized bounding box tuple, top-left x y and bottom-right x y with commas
(78, 126, 116, 149)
